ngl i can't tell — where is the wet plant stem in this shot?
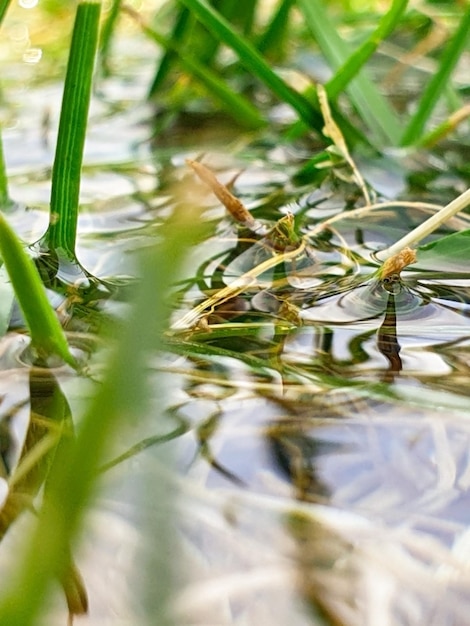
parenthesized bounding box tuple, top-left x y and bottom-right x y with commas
(376, 187, 470, 260)
(45, 1, 101, 257)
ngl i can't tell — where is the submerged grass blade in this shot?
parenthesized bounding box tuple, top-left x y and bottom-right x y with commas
(326, 0, 408, 99)
(126, 5, 265, 129)
(297, 0, 401, 146)
(400, 5, 470, 146)
(0, 212, 75, 366)
(46, 0, 101, 256)
(177, 0, 323, 130)
(0, 204, 207, 625)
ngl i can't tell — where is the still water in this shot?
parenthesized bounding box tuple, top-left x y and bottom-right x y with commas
(1, 4, 470, 626)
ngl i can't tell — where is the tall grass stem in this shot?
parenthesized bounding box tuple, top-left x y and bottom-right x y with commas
(46, 1, 101, 256)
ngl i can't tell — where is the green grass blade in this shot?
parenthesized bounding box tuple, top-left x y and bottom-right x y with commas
(46, 1, 101, 256)
(0, 132, 10, 210)
(127, 6, 265, 129)
(178, 0, 323, 130)
(0, 212, 75, 366)
(0, 0, 12, 26)
(297, 0, 402, 146)
(326, 0, 408, 99)
(256, 0, 294, 58)
(148, 5, 192, 99)
(98, 0, 121, 77)
(400, 5, 470, 146)
(236, 0, 257, 37)
(0, 205, 206, 625)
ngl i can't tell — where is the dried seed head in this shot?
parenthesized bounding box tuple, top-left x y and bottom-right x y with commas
(380, 247, 417, 279)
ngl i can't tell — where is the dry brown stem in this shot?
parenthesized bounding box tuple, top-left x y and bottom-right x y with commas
(187, 159, 256, 228)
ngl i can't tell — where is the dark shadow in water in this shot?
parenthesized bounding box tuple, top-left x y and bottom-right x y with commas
(376, 291, 402, 382)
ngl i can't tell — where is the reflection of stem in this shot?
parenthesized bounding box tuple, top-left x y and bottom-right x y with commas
(377, 292, 402, 379)
(172, 240, 306, 329)
(0, 370, 88, 620)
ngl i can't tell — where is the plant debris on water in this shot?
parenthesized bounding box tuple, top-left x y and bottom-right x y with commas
(0, 1, 470, 625)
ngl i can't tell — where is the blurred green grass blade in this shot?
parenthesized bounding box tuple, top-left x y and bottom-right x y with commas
(46, 1, 101, 256)
(0, 2, 15, 209)
(257, 0, 294, 57)
(0, 0, 12, 26)
(236, 0, 257, 37)
(400, 5, 470, 146)
(99, 0, 121, 76)
(0, 132, 10, 210)
(326, 0, 408, 98)
(0, 205, 207, 625)
(128, 6, 265, 129)
(297, 0, 401, 146)
(0, 212, 75, 366)
(178, 0, 323, 130)
(148, 5, 192, 99)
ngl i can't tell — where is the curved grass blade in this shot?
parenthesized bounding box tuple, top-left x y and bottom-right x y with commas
(125, 5, 265, 129)
(297, 0, 401, 146)
(44, 1, 102, 257)
(400, 5, 470, 146)
(0, 212, 75, 366)
(326, 0, 408, 99)
(177, 0, 323, 130)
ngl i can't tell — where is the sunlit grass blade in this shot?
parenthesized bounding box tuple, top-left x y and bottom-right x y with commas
(296, 0, 401, 146)
(44, 0, 101, 256)
(326, 0, 408, 99)
(0, 212, 75, 366)
(177, 0, 323, 130)
(126, 5, 265, 129)
(399, 5, 470, 146)
(0, 205, 207, 625)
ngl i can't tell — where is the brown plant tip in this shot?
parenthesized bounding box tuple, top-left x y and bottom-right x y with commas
(380, 246, 417, 279)
(186, 159, 256, 228)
